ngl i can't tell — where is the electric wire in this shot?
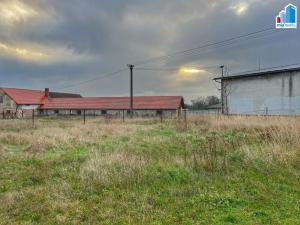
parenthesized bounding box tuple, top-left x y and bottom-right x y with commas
(132, 26, 276, 66)
(55, 23, 299, 91)
(56, 68, 127, 91)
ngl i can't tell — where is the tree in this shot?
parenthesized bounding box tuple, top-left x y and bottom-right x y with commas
(186, 96, 220, 110)
(206, 96, 220, 106)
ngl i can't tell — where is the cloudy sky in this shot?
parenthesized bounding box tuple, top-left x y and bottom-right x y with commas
(0, 0, 299, 101)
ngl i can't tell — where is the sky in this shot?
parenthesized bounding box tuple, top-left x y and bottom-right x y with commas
(0, 0, 299, 102)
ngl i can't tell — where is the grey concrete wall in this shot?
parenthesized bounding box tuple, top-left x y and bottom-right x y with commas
(224, 71, 300, 115)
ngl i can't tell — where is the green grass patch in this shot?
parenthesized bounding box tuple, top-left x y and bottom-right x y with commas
(0, 118, 300, 224)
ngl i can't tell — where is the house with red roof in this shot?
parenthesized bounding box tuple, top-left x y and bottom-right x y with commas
(0, 87, 184, 118)
(0, 88, 81, 118)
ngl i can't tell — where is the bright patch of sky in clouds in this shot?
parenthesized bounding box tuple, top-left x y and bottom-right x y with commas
(0, 0, 38, 25)
(0, 0, 298, 101)
(230, 2, 249, 15)
(0, 41, 90, 63)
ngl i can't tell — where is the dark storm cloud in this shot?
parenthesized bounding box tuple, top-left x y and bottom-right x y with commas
(0, 0, 299, 101)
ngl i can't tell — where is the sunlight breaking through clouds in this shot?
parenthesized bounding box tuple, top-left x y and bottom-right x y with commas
(175, 68, 208, 82)
(180, 68, 206, 74)
(0, 0, 38, 25)
(0, 41, 89, 63)
(230, 2, 249, 15)
(0, 0, 297, 99)
(0, 42, 46, 61)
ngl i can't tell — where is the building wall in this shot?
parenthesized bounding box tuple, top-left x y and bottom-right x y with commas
(224, 71, 300, 115)
(0, 90, 17, 113)
(41, 109, 178, 117)
(0, 90, 41, 118)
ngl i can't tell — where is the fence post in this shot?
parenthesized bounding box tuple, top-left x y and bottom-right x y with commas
(184, 109, 187, 129)
(32, 109, 35, 126)
(83, 109, 86, 124)
(160, 109, 163, 124)
(122, 109, 125, 122)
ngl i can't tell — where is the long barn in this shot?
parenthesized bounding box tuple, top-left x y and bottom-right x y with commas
(0, 87, 184, 118)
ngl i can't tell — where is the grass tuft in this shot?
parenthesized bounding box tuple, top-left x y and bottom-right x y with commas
(0, 116, 300, 224)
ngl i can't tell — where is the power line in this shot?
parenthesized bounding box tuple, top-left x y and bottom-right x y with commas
(132, 26, 276, 66)
(55, 23, 298, 91)
(142, 31, 288, 70)
(56, 65, 219, 91)
(134, 19, 299, 67)
(135, 65, 220, 71)
(161, 29, 284, 65)
(140, 29, 291, 75)
(135, 68, 178, 71)
(56, 68, 127, 91)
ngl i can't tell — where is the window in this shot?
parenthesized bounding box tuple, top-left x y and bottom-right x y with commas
(0, 96, 3, 103)
(101, 110, 107, 115)
(156, 110, 163, 116)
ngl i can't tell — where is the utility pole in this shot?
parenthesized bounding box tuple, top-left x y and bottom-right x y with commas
(127, 64, 134, 118)
(220, 65, 225, 115)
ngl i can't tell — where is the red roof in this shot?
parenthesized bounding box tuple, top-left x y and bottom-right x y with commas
(0, 87, 46, 105)
(0, 87, 82, 105)
(40, 96, 183, 110)
(1, 87, 183, 110)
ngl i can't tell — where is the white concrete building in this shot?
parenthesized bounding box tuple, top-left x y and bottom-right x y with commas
(214, 67, 300, 115)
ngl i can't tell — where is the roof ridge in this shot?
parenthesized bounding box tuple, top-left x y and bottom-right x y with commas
(1, 87, 44, 92)
(71, 95, 183, 98)
(214, 66, 300, 80)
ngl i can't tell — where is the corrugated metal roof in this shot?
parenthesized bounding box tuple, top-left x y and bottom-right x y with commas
(214, 66, 300, 81)
(40, 96, 184, 110)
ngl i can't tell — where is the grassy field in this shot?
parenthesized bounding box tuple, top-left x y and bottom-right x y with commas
(0, 116, 300, 225)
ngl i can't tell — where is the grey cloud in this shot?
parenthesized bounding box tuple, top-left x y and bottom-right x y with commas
(0, 0, 299, 102)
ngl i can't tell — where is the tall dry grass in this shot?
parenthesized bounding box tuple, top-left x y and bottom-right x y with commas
(1, 115, 300, 185)
(0, 117, 153, 152)
(1, 116, 300, 224)
(186, 116, 300, 171)
(81, 150, 148, 187)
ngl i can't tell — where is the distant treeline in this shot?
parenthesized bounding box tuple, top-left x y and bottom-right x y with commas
(185, 96, 220, 110)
